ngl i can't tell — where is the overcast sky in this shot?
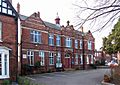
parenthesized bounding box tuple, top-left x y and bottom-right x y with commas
(12, 0, 114, 50)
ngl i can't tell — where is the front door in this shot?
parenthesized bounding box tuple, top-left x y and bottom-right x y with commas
(65, 53, 71, 68)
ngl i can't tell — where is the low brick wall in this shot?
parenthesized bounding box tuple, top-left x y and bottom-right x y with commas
(101, 80, 115, 85)
(112, 65, 120, 85)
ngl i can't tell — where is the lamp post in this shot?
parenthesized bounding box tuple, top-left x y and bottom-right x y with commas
(81, 27, 85, 70)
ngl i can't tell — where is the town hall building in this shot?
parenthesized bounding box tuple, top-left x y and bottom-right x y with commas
(0, 0, 95, 82)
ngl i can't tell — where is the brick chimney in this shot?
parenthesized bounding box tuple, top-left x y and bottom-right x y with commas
(17, 3, 20, 14)
(38, 11, 40, 17)
(55, 13, 60, 24)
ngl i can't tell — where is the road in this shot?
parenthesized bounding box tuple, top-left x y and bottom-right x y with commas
(27, 69, 110, 85)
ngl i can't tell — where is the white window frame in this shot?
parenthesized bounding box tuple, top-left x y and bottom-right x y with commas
(0, 47, 10, 79)
(39, 51, 45, 66)
(66, 37, 72, 47)
(49, 52, 54, 65)
(56, 35, 61, 46)
(75, 39, 78, 49)
(27, 51, 34, 66)
(49, 34, 54, 46)
(56, 52, 61, 64)
(80, 39, 82, 49)
(75, 54, 78, 65)
(87, 55, 89, 64)
(30, 30, 41, 43)
(80, 54, 83, 64)
(88, 40, 92, 50)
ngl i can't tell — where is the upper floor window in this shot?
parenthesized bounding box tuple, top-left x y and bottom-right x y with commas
(65, 37, 72, 47)
(49, 34, 54, 46)
(80, 39, 82, 49)
(30, 30, 41, 43)
(39, 51, 45, 66)
(27, 51, 34, 66)
(0, 0, 15, 16)
(88, 40, 92, 50)
(75, 39, 78, 49)
(0, 22, 2, 41)
(56, 35, 61, 46)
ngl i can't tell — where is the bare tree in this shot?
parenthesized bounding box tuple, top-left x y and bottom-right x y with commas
(74, 0, 120, 32)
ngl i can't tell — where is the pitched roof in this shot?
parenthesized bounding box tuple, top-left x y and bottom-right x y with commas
(19, 14, 61, 30)
(44, 21, 61, 30)
(19, 14, 28, 20)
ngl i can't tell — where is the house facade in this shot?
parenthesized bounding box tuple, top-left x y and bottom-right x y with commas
(0, 0, 18, 82)
(18, 10, 95, 74)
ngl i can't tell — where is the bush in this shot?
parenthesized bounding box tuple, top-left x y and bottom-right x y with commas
(22, 64, 33, 75)
(34, 61, 41, 68)
(2, 80, 11, 85)
(18, 76, 43, 85)
(89, 64, 97, 69)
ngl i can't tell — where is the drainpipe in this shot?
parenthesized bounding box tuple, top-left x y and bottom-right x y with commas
(82, 27, 85, 70)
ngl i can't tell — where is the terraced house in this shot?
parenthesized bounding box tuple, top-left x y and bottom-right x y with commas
(17, 3, 95, 74)
(0, 0, 18, 82)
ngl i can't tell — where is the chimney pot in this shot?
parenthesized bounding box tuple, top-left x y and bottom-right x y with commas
(67, 20, 70, 26)
(38, 12, 40, 17)
(17, 3, 20, 14)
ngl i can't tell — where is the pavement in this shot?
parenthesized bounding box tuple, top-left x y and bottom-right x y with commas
(26, 68, 111, 85)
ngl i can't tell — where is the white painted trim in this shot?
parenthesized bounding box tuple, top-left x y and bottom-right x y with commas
(22, 26, 48, 34)
(0, 47, 10, 79)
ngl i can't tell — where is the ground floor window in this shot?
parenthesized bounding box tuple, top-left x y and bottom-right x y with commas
(80, 54, 83, 64)
(0, 47, 10, 79)
(88, 54, 94, 64)
(49, 52, 54, 65)
(87, 55, 89, 64)
(39, 51, 45, 66)
(75, 54, 78, 65)
(56, 52, 62, 68)
(27, 51, 34, 66)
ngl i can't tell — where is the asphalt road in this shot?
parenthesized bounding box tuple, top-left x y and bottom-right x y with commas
(27, 69, 111, 85)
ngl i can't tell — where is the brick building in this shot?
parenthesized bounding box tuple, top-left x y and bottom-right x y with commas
(17, 3, 95, 73)
(0, 0, 18, 82)
(0, 0, 95, 81)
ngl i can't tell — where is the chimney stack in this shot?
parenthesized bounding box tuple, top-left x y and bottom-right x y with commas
(17, 3, 20, 14)
(38, 12, 40, 17)
(67, 20, 70, 26)
(55, 13, 60, 24)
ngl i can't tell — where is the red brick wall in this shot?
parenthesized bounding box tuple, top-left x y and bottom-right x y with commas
(0, 15, 17, 81)
(21, 13, 95, 72)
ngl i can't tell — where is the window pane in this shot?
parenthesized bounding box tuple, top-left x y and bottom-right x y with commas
(0, 0, 1, 5)
(8, 9, 12, 15)
(2, 7, 7, 13)
(4, 54, 7, 75)
(2, 2, 7, 7)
